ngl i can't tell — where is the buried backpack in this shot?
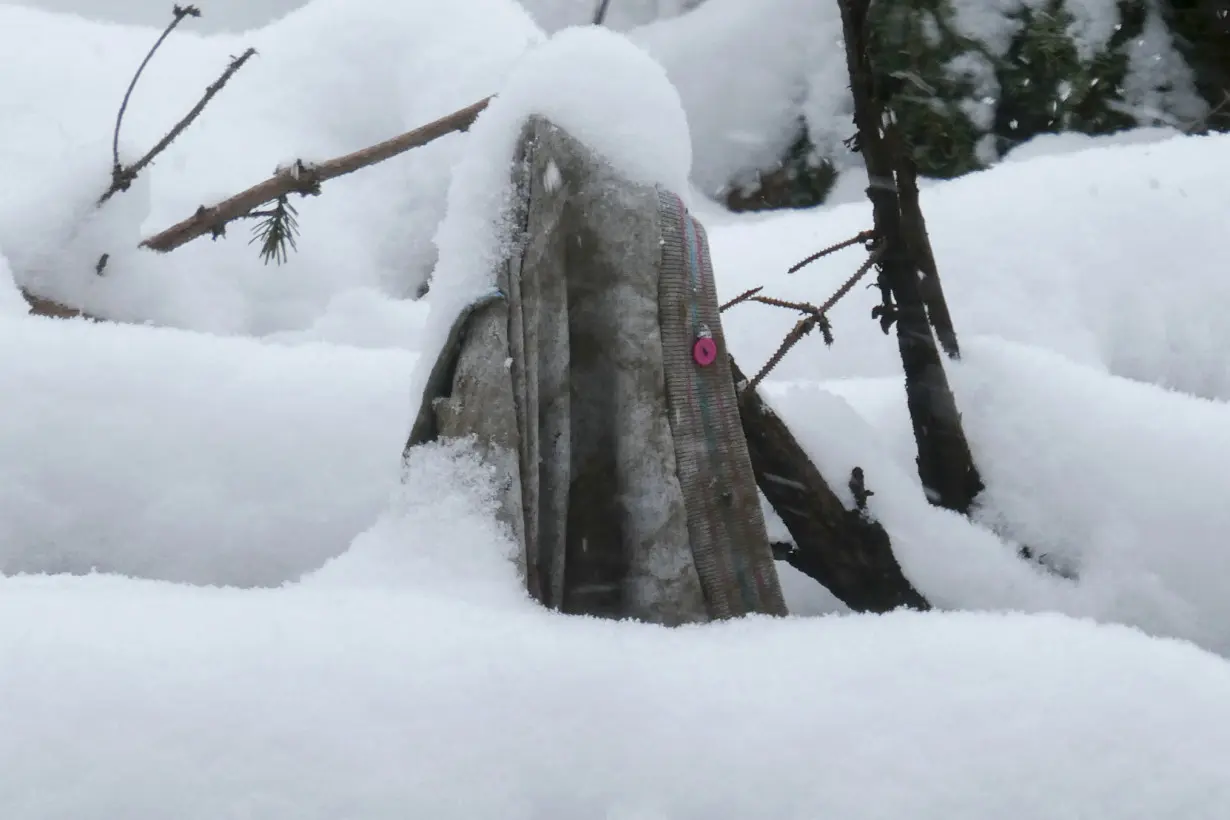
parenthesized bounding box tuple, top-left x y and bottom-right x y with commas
(407, 118, 786, 625)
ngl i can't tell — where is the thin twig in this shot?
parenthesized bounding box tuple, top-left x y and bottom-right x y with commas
(745, 316, 821, 393)
(817, 242, 883, 314)
(141, 95, 493, 253)
(750, 294, 819, 314)
(788, 229, 876, 273)
(741, 243, 884, 392)
(124, 48, 257, 193)
(109, 4, 200, 199)
(593, 0, 613, 25)
(720, 285, 763, 312)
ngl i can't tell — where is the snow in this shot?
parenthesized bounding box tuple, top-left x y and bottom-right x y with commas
(2, 578, 1230, 820)
(305, 437, 526, 606)
(0, 316, 416, 586)
(1001, 124, 1184, 162)
(4, 0, 1230, 814)
(633, 0, 843, 196)
(0, 251, 27, 315)
(520, 0, 699, 32)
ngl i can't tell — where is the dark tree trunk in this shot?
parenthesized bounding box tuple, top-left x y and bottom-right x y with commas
(836, 0, 983, 516)
(897, 154, 960, 360)
(733, 358, 929, 613)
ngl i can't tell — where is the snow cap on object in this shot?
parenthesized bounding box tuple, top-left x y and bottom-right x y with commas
(416, 24, 693, 400)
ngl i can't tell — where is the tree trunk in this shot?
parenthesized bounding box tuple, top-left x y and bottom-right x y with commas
(836, 0, 983, 516)
(896, 153, 960, 360)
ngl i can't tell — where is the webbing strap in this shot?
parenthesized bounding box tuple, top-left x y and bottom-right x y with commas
(656, 191, 787, 618)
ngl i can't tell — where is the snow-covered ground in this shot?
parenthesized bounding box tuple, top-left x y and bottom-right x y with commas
(3, 0, 1230, 816)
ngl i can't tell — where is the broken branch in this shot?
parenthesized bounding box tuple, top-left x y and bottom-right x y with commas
(732, 356, 930, 613)
(140, 95, 493, 253)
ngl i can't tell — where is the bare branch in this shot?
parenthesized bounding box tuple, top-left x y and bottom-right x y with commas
(749, 294, 820, 314)
(127, 48, 257, 189)
(102, 46, 256, 207)
(104, 5, 203, 205)
(743, 314, 824, 393)
(737, 243, 884, 392)
(787, 229, 875, 273)
(719, 285, 763, 312)
(140, 95, 493, 253)
(816, 242, 883, 315)
(110, 5, 200, 185)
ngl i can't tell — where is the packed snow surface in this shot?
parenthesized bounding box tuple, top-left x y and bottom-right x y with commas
(3, 0, 1230, 816)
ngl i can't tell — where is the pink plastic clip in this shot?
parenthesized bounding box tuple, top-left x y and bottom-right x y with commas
(693, 336, 717, 367)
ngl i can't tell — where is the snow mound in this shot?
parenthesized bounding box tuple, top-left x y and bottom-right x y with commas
(304, 437, 527, 608)
(1, 579, 1228, 819)
(633, 0, 847, 196)
(1002, 125, 1184, 162)
(0, 317, 415, 586)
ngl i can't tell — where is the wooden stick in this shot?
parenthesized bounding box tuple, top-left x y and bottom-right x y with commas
(140, 95, 493, 253)
(21, 288, 100, 321)
(732, 356, 929, 612)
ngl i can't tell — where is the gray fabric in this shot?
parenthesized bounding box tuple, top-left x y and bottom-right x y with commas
(507, 124, 572, 610)
(657, 192, 787, 618)
(406, 117, 786, 624)
(433, 297, 526, 570)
